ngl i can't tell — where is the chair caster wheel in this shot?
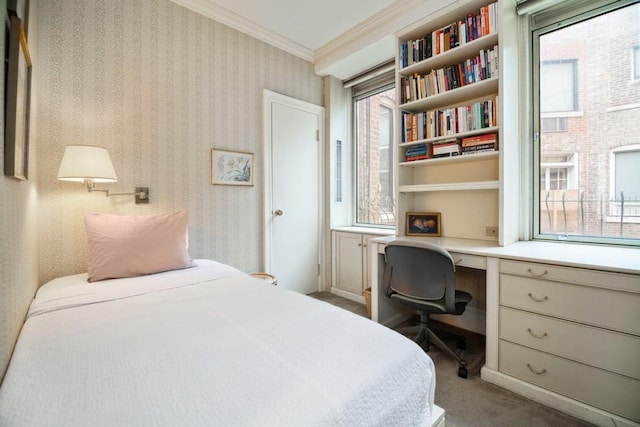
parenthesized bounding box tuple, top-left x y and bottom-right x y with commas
(458, 366, 468, 378)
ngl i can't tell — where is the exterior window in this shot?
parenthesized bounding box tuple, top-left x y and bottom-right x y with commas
(540, 60, 577, 113)
(533, 1, 640, 245)
(354, 86, 396, 227)
(541, 117, 567, 132)
(540, 154, 576, 191)
(609, 146, 640, 223)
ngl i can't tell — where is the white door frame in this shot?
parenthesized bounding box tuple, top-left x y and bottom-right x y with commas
(262, 89, 325, 291)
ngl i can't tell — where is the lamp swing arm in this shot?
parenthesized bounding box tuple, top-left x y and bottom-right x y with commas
(85, 179, 149, 201)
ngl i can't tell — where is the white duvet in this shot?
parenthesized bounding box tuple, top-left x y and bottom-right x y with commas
(0, 260, 435, 426)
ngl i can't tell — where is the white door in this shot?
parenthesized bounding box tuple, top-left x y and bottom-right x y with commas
(263, 90, 324, 294)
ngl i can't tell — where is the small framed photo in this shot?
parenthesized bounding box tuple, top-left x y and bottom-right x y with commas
(406, 212, 441, 236)
(211, 149, 254, 186)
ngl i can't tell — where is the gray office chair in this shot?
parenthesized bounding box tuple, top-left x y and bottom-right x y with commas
(383, 240, 472, 378)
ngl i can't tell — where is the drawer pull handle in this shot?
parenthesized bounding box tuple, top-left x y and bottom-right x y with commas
(527, 293, 548, 303)
(526, 364, 547, 375)
(527, 328, 548, 339)
(527, 268, 548, 278)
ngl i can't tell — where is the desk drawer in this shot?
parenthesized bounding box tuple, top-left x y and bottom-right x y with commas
(500, 260, 640, 293)
(499, 341, 640, 422)
(450, 252, 486, 270)
(500, 274, 640, 336)
(500, 307, 640, 379)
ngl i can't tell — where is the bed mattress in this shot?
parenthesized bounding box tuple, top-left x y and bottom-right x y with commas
(0, 260, 435, 426)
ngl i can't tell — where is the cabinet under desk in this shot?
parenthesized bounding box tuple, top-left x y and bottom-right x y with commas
(369, 235, 640, 427)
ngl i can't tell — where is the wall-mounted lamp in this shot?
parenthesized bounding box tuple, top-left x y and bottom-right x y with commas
(57, 145, 150, 204)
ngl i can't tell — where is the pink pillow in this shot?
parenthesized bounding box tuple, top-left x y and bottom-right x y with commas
(85, 210, 194, 282)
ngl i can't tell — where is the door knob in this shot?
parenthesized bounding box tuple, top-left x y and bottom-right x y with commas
(274, 209, 284, 216)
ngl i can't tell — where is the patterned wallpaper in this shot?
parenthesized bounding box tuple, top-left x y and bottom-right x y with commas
(34, 0, 324, 285)
(0, 0, 40, 380)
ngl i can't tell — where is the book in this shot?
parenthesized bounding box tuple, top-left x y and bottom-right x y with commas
(405, 154, 429, 161)
(461, 147, 497, 155)
(433, 141, 461, 156)
(433, 151, 461, 158)
(461, 142, 497, 152)
(461, 133, 498, 147)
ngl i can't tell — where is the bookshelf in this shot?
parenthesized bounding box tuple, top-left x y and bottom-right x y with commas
(394, 0, 519, 245)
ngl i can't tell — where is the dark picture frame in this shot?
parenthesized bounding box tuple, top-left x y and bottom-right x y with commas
(406, 212, 441, 236)
(4, 15, 32, 180)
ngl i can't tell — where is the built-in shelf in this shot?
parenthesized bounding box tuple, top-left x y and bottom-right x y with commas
(400, 77, 499, 112)
(395, 0, 512, 244)
(399, 150, 498, 167)
(399, 32, 499, 76)
(398, 180, 500, 193)
(400, 126, 499, 147)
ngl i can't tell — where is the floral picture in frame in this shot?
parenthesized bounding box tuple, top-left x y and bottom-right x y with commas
(406, 212, 441, 237)
(211, 149, 254, 186)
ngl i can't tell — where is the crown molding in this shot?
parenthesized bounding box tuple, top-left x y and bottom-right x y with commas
(172, 0, 457, 78)
(314, 0, 454, 77)
(315, 0, 422, 62)
(170, 0, 314, 62)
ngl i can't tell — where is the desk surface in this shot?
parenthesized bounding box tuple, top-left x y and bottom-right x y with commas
(371, 235, 640, 275)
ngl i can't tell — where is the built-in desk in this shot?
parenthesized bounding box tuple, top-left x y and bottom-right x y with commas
(370, 235, 640, 427)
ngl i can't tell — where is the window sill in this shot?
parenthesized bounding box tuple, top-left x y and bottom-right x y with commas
(331, 226, 395, 236)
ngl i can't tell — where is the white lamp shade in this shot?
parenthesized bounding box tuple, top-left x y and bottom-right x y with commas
(57, 145, 118, 183)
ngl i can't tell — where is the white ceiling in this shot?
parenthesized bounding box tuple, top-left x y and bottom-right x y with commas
(200, 0, 398, 52)
(171, 0, 453, 79)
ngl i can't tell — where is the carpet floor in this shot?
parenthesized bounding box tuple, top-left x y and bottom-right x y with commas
(309, 292, 595, 427)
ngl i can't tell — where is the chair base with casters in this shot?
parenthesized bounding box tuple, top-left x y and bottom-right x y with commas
(394, 311, 470, 378)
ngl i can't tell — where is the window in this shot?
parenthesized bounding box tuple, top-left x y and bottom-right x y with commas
(541, 117, 567, 132)
(540, 60, 577, 113)
(532, 1, 640, 245)
(353, 80, 396, 227)
(540, 154, 576, 191)
(609, 145, 640, 223)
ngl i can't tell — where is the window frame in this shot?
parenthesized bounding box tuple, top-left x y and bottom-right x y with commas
(530, 0, 640, 247)
(352, 80, 396, 229)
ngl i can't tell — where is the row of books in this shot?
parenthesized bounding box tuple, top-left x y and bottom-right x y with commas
(400, 45, 498, 104)
(405, 143, 428, 161)
(399, 2, 498, 68)
(403, 133, 498, 161)
(460, 133, 498, 155)
(401, 97, 497, 143)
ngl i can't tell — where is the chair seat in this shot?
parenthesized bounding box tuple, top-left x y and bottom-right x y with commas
(390, 290, 471, 315)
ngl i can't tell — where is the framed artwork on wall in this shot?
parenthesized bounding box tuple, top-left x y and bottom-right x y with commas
(406, 212, 441, 237)
(4, 15, 32, 180)
(211, 149, 254, 186)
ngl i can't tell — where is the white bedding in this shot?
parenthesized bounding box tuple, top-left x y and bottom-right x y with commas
(0, 260, 435, 426)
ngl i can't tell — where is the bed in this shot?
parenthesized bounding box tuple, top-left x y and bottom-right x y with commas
(0, 259, 437, 426)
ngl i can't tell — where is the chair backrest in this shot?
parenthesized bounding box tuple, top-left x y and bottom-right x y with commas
(383, 240, 457, 311)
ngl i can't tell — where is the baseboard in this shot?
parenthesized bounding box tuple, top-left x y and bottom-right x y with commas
(432, 306, 486, 336)
(481, 367, 638, 427)
(330, 287, 365, 304)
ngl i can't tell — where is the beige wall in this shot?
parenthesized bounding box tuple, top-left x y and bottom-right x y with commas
(34, 0, 323, 285)
(0, 0, 40, 380)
